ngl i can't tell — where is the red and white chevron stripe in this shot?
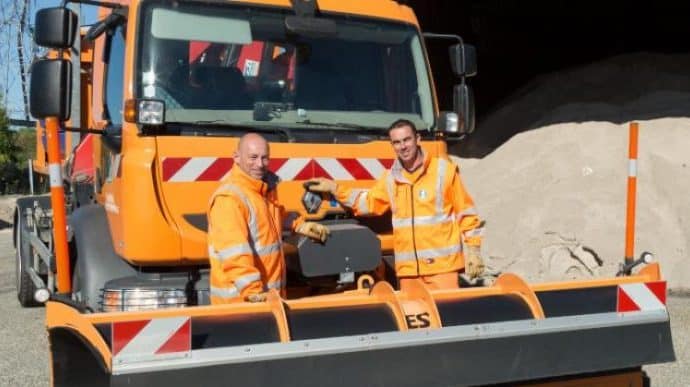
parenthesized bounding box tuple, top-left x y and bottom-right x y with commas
(112, 317, 191, 364)
(617, 281, 667, 312)
(161, 157, 394, 182)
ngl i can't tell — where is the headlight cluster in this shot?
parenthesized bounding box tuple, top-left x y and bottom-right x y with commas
(100, 288, 187, 312)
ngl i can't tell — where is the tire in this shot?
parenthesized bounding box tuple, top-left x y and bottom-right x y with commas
(15, 212, 39, 307)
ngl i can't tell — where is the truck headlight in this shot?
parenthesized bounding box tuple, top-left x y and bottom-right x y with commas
(101, 288, 187, 312)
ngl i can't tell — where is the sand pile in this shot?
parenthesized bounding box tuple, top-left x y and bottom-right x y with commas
(453, 52, 690, 290)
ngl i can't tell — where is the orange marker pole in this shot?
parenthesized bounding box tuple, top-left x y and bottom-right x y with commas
(46, 116, 71, 293)
(624, 122, 639, 266)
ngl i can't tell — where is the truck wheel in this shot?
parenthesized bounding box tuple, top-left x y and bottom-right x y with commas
(15, 214, 39, 307)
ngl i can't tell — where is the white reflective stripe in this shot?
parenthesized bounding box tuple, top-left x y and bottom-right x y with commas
(265, 280, 282, 290)
(358, 158, 386, 179)
(234, 273, 262, 293)
(223, 185, 259, 247)
(107, 154, 121, 181)
(435, 158, 447, 213)
(275, 158, 310, 180)
(345, 189, 366, 207)
(210, 285, 240, 299)
(390, 165, 410, 184)
(392, 213, 455, 228)
(255, 242, 281, 257)
(629, 159, 637, 177)
(464, 227, 484, 238)
(395, 244, 461, 262)
(168, 157, 215, 182)
(316, 157, 353, 180)
(209, 242, 279, 262)
(620, 283, 666, 311)
(356, 191, 369, 215)
(385, 173, 395, 213)
(210, 243, 253, 260)
(49, 163, 62, 188)
(115, 317, 189, 359)
(456, 207, 478, 220)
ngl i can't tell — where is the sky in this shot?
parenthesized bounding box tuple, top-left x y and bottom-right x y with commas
(1, 0, 97, 123)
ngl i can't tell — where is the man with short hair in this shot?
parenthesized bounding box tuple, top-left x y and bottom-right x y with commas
(306, 119, 484, 290)
(207, 133, 329, 303)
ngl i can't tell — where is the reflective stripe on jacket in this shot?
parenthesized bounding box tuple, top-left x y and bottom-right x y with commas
(207, 165, 286, 304)
(334, 151, 482, 277)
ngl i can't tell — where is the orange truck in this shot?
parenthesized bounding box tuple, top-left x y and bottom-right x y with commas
(15, 0, 673, 385)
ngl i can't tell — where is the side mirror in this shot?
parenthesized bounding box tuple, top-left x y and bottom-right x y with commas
(34, 7, 78, 49)
(437, 111, 459, 135)
(449, 43, 477, 78)
(29, 59, 72, 120)
(454, 84, 475, 134)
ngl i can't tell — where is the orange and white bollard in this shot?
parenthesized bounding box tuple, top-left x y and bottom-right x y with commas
(45, 117, 71, 293)
(624, 122, 639, 267)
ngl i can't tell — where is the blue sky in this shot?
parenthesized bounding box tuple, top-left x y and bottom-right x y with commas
(1, 0, 97, 122)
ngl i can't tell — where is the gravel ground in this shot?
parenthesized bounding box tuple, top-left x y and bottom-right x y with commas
(0, 226, 687, 386)
(0, 228, 49, 387)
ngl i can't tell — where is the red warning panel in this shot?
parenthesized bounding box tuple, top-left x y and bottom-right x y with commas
(617, 281, 667, 312)
(112, 317, 191, 365)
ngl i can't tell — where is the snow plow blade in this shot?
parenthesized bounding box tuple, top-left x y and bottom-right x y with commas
(46, 264, 674, 387)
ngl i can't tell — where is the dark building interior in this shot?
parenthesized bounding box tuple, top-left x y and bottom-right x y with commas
(402, 1, 690, 121)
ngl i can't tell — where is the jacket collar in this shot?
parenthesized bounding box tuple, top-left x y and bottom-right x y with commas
(390, 148, 430, 184)
(228, 165, 279, 196)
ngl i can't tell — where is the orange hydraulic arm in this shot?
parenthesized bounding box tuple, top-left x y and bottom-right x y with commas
(45, 116, 71, 293)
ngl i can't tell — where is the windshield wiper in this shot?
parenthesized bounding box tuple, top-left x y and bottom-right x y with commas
(168, 120, 295, 142)
(294, 120, 386, 132)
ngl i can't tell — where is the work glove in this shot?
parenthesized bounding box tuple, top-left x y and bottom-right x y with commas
(295, 221, 330, 243)
(245, 292, 267, 303)
(465, 245, 485, 279)
(305, 178, 337, 194)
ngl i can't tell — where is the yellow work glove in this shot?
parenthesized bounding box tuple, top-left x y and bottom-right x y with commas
(295, 221, 330, 243)
(245, 292, 267, 303)
(465, 245, 485, 279)
(305, 178, 337, 194)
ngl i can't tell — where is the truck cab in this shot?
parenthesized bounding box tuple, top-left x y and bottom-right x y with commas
(29, 0, 476, 312)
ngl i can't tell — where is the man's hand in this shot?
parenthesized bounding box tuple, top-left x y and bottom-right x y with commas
(245, 292, 267, 303)
(296, 221, 330, 243)
(305, 178, 337, 194)
(465, 245, 485, 279)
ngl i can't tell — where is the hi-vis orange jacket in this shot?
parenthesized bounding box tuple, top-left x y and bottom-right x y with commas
(334, 152, 482, 277)
(207, 165, 297, 304)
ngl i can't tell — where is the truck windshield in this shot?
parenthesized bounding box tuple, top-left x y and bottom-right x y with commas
(136, 1, 435, 131)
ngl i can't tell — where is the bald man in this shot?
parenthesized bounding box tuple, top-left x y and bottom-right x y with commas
(207, 133, 329, 303)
